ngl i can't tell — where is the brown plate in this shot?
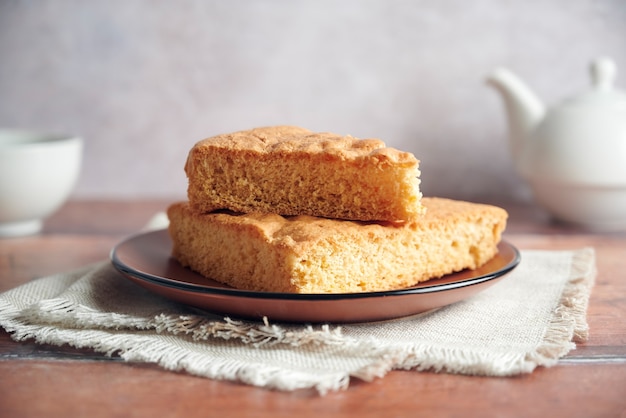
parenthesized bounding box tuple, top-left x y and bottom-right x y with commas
(110, 229, 520, 324)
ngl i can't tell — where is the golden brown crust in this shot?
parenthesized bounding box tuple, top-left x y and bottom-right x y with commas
(185, 126, 423, 222)
(167, 197, 508, 294)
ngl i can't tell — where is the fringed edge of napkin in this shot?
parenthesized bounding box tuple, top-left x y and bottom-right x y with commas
(523, 246, 596, 367)
(1, 294, 351, 394)
(153, 314, 348, 348)
(0, 314, 350, 394)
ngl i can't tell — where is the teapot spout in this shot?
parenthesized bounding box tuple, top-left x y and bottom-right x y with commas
(487, 68, 545, 166)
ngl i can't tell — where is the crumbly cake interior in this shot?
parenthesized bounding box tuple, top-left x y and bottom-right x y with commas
(167, 197, 507, 294)
(185, 126, 423, 223)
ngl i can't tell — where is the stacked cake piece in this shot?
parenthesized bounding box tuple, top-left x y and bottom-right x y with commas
(167, 126, 507, 293)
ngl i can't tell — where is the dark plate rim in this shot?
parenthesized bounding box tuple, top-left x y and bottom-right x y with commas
(110, 229, 521, 301)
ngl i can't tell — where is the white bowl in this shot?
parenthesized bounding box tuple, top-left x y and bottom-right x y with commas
(0, 130, 83, 237)
(530, 181, 626, 231)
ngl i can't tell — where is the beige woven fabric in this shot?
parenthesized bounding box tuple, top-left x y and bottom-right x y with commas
(0, 247, 595, 395)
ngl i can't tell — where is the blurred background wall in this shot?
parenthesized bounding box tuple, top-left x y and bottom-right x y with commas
(1, 0, 625, 202)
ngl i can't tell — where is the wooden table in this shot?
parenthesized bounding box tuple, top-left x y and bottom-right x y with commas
(1, 200, 625, 417)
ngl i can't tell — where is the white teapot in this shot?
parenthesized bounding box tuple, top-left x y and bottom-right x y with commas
(487, 57, 626, 231)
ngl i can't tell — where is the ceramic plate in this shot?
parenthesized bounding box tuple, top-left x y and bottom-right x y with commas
(110, 229, 520, 323)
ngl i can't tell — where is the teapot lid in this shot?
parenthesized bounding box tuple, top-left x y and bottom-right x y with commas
(562, 57, 626, 108)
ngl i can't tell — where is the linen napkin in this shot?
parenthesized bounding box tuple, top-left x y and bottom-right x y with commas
(0, 222, 596, 395)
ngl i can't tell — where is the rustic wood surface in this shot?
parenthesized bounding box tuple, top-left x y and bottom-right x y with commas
(1, 199, 625, 418)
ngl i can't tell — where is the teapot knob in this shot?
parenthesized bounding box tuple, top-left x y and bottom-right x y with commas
(590, 57, 617, 90)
